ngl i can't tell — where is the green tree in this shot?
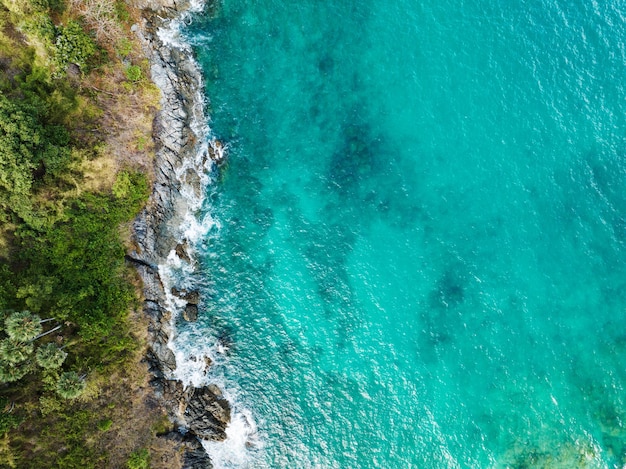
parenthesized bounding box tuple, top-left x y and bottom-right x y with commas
(0, 339, 34, 364)
(4, 311, 43, 342)
(0, 93, 71, 222)
(35, 343, 67, 369)
(17, 183, 148, 341)
(56, 371, 85, 399)
(0, 96, 43, 212)
(0, 363, 30, 383)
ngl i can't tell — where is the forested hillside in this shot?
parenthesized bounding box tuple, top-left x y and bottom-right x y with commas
(0, 0, 176, 466)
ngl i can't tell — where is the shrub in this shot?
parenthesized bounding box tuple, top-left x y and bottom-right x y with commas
(114, 0, 129, 22)
(116, 38, 132, 57)
(126, 448, 149, 469)
(16, 177, 148, 341)
(38, 395, 61, 416)
(112, 170, 149, 211)
(0, 398, 23, 435)
(21, 13, 56, 45)
(96, 418, 112, 431)
(124, 65, 141, 82)
(54, 21, 96, 73)
(0, 93, 72, 221)
(0, 96, 45, 205)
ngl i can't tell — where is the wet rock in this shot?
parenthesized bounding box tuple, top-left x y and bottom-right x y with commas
(171, 287, 200, 304)
(183, 304, 198, 322)
(186, 291, 200, 304)
(129, 4, 231, 467)
(216, 328, 233, 354)
(175, 241, 191, 263)
(184, 385, 231, 441)
(208, 139, 227, 165)
(207, 383, 221, 397)
(204, 356, 213, 370)
(156, 380, 231, 443)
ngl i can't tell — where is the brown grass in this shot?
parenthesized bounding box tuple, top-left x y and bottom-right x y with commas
(88, 308, 182, 468)
(68, 0, 123, 44)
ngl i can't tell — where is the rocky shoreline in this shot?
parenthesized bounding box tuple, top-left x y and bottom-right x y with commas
(127, 2, 230, 467)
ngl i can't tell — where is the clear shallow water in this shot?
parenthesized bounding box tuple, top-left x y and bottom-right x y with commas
(176, 0, 626, 466)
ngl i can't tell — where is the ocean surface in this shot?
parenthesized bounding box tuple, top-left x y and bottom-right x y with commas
(171, 0, 626, 466)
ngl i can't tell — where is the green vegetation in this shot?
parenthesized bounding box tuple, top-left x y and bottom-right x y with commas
(0, 0, 172, 465)
(0, 94, 72, 224)
(56, 371, 85, 399)
(35, 343, 67, 369)
(0, 398, 22, 435)
(5, 311, 43, 342)
(0, 340, 33, 365)
(127, 448, 149, 469)
(53, 20, 97, 73)
(125, 64, 142, 82)
(96, 418, 112, 431)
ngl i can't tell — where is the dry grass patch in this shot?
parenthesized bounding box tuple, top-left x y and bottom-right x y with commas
(80, 149, 119, 193)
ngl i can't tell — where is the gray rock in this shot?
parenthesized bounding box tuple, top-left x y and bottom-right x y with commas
(183, 304, 198, 322)
(128, 4, 232, 465)
(159, 430, 214, 469)
(182, 446, 213, 469)
(175, 241, 191, 263)
(157, 379, 231, 442)
(184, 385, 231, 441)
(171, 287, 200, 304)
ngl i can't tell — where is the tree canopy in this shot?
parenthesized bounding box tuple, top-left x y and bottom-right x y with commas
(0, 363, 30, 383)
(35, 343, 67, 369)
(56, 371, 86, 399)
(5, 311, 43, 342)
(0, 339, 34, 364)
(0, 93, 71, 222)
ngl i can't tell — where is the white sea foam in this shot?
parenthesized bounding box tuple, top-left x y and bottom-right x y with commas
(202, 401, 264, 469)
(152, 3, 260, 466)
(156, 0, 205, 51)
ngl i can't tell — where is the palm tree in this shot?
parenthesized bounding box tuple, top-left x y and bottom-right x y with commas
(56, 371, 86, 399)
(35, 344, 67, 370)
(4, 311, 43, 342)
(0, 363, 29, 383)
(0, 339, 33, 364)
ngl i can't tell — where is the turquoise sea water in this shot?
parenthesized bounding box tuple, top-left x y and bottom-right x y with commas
(178, 0, 626, 466)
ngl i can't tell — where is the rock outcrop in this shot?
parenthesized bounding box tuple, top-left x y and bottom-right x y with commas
(129, 1, 230, 467)
(183, 304, 198, 322)
(159, 431, 214, 469)
(172, 287, 200, 321)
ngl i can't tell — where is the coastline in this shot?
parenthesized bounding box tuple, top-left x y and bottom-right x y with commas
(129, 1, 230, 466)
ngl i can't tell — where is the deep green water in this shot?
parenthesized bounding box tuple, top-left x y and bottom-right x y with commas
(175, 0, 626, 466)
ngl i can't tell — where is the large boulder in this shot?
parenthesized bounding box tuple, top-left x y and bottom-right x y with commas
(183, 304, 198, 322)
(183, 385, 231, 441)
